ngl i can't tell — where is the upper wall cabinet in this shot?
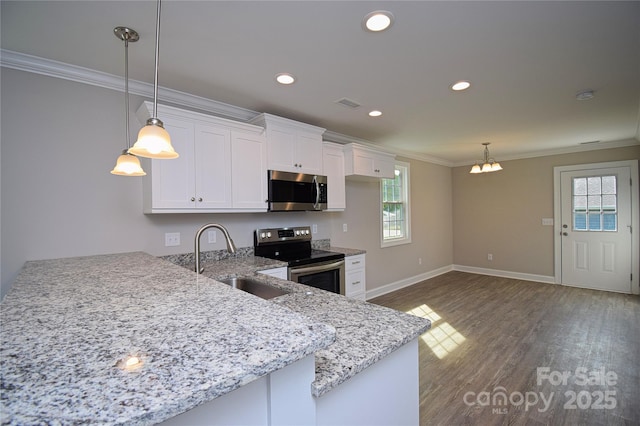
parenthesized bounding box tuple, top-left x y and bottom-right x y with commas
(343, 143, 396, 179)
(322, 142, 346, 211)
(249, 113, 325, 175)
(136, 102, 267, 213)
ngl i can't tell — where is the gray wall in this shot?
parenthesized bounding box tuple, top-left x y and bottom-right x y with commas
(4, 67, 636, 300)
(452, 145, 640, 277)
(330, 158, 454, 292)
(1, 69, 454, 299)
(0, 69, 335, 298)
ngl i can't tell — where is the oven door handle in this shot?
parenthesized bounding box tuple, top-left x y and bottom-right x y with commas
(290, 259, 344, 275)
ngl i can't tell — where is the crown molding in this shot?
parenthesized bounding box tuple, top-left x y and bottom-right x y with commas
(323, 130, 454, 167)
(452, 138, 640, 168)
(3, 49, 636, 168)
(0, 49, 258, 122)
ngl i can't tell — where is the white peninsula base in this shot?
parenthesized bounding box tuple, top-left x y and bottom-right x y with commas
(161, 339, 419, 426)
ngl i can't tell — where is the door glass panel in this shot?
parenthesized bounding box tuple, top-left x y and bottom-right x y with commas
(572, 175, 617, 232)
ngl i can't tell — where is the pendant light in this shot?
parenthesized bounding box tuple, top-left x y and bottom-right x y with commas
(129, 0, 178, 159)
(469, 143, 503, 174)
(111, 27, 146, 176)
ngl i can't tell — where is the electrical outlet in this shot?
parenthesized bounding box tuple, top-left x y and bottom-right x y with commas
(208, 230, 217, 244)
(312, 224, 318, 234)
(418, 257, 422, 265)
(343, 223, 348, 232)
(165, 232, 180, 247)
(487, 253, 493, 261)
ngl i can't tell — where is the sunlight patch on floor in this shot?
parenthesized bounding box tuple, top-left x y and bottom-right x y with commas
(407, 304, 466, 359)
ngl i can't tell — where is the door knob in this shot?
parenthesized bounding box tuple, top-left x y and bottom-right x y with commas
(562, 224, 568, 229)
(562, 232, 568, 236)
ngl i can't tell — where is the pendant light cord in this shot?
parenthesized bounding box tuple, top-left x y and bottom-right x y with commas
(152, 0, 161, 119)
(124, 34, 131, 150)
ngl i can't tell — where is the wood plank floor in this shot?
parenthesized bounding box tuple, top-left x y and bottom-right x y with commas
(370, 271, 640, 426)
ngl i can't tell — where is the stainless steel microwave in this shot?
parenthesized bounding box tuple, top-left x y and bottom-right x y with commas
(267, 170, 328, 211)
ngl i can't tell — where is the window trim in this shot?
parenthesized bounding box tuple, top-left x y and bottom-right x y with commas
(380, 161, 411, 248)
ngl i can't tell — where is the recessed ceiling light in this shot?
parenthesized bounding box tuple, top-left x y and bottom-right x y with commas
(275, 73, 296, 85)
(369, 110, 382, 117)
(363, 11, 394, 32)
(450, 81, 471, 91)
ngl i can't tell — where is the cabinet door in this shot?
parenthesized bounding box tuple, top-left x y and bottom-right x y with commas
(231, 132, 268, 210)
(266, 125, 297, 172)
(375, 156, 396, 179)
(149, 117, 196, 209)
(352, 150, 376, 176)
(296, 132, 323, 175)
(194, 124, 232, 209)
(322, 143, 346, 210)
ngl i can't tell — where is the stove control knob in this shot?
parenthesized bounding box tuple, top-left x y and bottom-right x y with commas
(260, 232, 266, 239)
(305, 230, 310, 235)
(267, 232, 272, 238)
(295, 230, 300, 236)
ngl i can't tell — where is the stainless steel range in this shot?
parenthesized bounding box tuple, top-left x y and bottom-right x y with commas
(254, 226, 345, 294)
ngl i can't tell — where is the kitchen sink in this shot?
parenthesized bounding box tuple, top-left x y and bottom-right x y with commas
(218, 277, 289, 300)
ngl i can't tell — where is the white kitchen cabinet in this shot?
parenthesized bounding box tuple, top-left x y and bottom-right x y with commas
(258, 267, 288, 279)
(343, 143, 396, 179)
(322, 142, 346, 211)
(137, 102, 267, 213)
(249, 113, 325, 175)
(344, 254, 366, 300)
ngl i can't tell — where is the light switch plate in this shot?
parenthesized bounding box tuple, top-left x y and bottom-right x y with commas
(542, 218, 554, 226)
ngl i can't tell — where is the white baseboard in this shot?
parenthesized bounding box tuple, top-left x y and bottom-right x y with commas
(365, 265, 453, 300)
(364, 264, 555, 300)
(452, 265, 555, 284)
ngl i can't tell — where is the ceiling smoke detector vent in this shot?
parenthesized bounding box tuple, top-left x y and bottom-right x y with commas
(335, 98, 361, 109)
(576, 90, 595, 101)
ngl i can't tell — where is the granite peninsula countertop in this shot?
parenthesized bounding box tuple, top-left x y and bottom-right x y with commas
(196, 254, 430, 397)
(0, 252, 334, 425)
(1, 250, 430, 424)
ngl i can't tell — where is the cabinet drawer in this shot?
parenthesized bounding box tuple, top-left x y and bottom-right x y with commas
(346, 254, 365, 270)
(345, 269, 365, 295)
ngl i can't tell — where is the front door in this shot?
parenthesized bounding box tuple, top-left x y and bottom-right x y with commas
(559, 165, 632, 293)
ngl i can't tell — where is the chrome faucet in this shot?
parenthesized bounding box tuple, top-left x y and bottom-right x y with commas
(194, 223, 237, 274)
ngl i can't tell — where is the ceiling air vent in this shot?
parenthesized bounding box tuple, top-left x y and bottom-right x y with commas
(335, 97, 361, 109)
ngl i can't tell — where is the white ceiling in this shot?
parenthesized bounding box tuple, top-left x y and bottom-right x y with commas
(2, 1, 639, 164)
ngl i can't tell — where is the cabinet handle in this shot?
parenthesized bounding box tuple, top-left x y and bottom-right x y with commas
(351, 261, 361, 265)
(352, 281, 361, 285)
(191, 197, 196, 202)
(198, 198, 203, 202)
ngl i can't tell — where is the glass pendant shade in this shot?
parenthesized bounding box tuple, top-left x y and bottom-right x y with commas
(470, 164, 482, 174)
(130, 118, 178, 159)
(111, 150, 146, 176)
(491, 162, 503, 171)
(481, 162, 493, 173)
(129, 0, 179, 160)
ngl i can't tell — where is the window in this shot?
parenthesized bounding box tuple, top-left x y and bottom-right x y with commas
(572, 175, 618, 232)
(381, 162, 411, 247)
